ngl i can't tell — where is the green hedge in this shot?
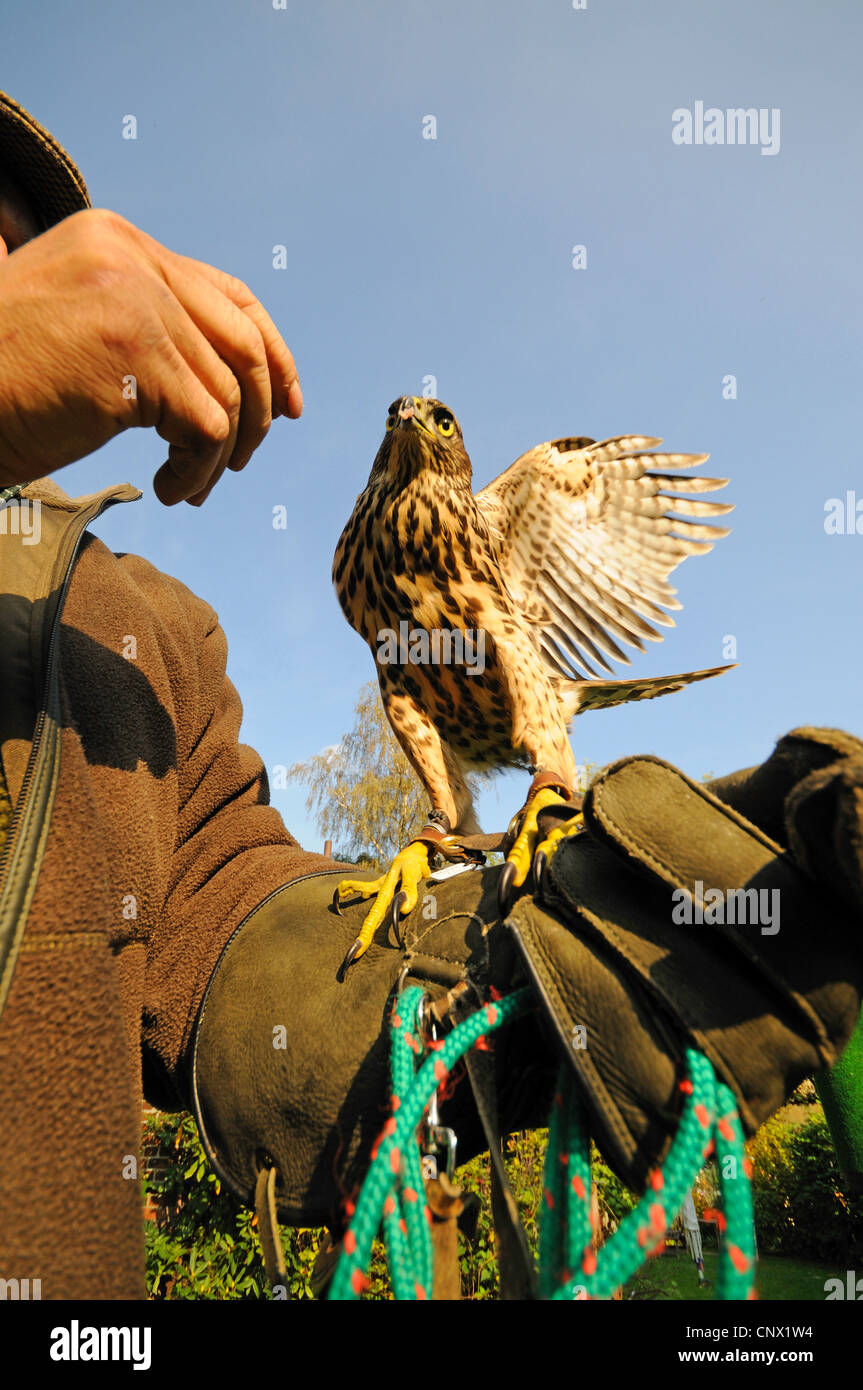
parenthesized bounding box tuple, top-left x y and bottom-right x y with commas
(144, 1113, 551, 1300)
(144, 1112, 303, 1299)
(143, 1102, 861, 1299)
(745, 1113, 863, 1263)
(143, 1115, 600, 1300)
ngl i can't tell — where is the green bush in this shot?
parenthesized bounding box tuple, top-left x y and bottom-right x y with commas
(144, 1102, 861, 1298)
(143, 1113, 555, 1301)
(456, 1129, 547, 1299)
(143, 1112, 322, 1299)
(746, 1112, 863, 1263)
(592, 1150, 637, 1227)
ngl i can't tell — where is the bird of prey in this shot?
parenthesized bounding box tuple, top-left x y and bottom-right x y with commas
(332, 395, 733, 970)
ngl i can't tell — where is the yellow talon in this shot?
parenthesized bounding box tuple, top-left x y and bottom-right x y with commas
(505, 787, 570, 890)
(332, 875, 388, 906)
(336, 841, 431, 970)
(533, 811, 585, 864)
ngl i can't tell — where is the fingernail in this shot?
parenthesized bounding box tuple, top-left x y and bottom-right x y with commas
(284, 379, 303, 418)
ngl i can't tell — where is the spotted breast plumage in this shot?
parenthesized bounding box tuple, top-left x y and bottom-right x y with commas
(332, 394, 733, 970)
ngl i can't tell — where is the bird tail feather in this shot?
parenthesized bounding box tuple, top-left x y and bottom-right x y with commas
(561, 663, 736, 721)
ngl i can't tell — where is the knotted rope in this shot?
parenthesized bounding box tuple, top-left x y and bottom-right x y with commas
(330, 986, 755, 1300)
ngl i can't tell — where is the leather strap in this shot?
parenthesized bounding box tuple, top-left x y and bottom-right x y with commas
(583, 756, 839, 1062)
(528, 770, 574, 800)
(425, 1174, 465, 1300)
(255, 1165, 287, 1293)
(457, 832, 509, 855)
(457, 1000, 538, 1300)
(411, 825, 495, 865)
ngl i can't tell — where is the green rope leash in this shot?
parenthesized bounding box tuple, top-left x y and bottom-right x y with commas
(331, 985, 756, 1301)
(538, 1063, 592, 1298)
(330, 986, 532, 1300)
(544, 1051, 756, 1299)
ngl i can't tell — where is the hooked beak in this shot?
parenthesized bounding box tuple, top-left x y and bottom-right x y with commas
(396, 396, 432, 435)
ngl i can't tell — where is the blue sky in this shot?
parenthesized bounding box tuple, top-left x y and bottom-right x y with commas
(5, 0, 862, 848)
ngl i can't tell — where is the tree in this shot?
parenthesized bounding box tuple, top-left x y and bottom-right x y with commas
(288, 682, 429, 869)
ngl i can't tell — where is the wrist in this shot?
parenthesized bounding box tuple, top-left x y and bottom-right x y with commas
(0, 340, 39, 488)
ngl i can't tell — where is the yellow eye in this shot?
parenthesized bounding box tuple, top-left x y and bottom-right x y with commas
(436, 412, 454, 437)
(385, 416, 395, 431)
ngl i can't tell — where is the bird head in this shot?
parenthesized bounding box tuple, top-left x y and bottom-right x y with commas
(373, 396, 471, 487)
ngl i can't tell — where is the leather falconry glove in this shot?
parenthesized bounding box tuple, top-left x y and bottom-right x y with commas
(190, 726, 863, 1241)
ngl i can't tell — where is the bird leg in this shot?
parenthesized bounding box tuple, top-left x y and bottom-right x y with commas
(334, 813, 483, 975)
(333, 692, 486, 973)
(334, 840, 433, 974)
(497, 771, 584, 917)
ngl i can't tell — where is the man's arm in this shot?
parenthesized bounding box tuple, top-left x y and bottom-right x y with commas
(190, 727, 863, 1232)
(103, 553, 335, 1111)
(0, 207, 302, 505)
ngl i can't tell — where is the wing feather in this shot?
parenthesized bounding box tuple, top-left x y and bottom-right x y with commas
(475, 434, 732, 681)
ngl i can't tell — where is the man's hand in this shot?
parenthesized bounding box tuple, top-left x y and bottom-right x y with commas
(0, 208, 302, 505)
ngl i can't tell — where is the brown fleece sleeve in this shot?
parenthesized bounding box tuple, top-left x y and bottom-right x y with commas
(103, 553, 334, 1111)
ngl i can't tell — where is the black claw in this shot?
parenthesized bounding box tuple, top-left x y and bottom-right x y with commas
(533, 849, 547, 897)
(391, 890, 408, 936)
(497, 861, 517, 919)
(331, 887, 343, 917)
(337, 938, 363, 982)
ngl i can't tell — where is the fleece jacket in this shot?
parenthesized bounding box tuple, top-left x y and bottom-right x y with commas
(0, 476, 335, 1299)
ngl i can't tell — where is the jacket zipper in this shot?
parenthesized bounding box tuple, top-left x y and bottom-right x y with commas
(0, 484, 139, 1018)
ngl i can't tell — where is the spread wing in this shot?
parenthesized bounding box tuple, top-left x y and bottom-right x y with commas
(474, 435, 732, 680)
